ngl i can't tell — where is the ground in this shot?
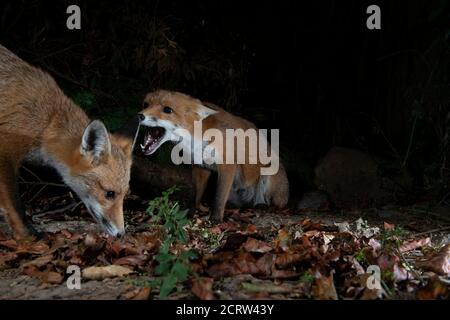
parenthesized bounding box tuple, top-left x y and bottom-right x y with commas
(1, 189, 450, 300)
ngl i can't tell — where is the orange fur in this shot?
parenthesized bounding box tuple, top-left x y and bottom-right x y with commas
(140, 90, 289, 221)
(0, 45, 134, 238)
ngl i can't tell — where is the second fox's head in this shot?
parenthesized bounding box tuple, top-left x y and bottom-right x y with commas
(138, 90, 217, 155)
(60, 119, 138, 237)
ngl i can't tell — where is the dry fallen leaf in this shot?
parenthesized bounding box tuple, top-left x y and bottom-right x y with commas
(270, 269, 301, 279)
(355, 218, 380, 238)
(275, 253, 302, 268)
(242, 281, 292, 293)
(246, 224, 258, 234)
(399, 237, 431, 253)
(334, 222, 351, 233)
(377, 252, 411, 282)
(416, 244, 450, 276)
(274, 229, 290, 251)
(301, 219, 323, 232)
(113, 254, 148, 267)
(43, 271, 65, 284)
(0, 252, 18, 267)
(23, 254, 54, 268)
(368, 238, 381, 251)
(207, 252, 273, 278)
(0, 239, 18, 250)
(242, 238, 273, 253)
(121, 287, 151, 300)
(16, 241, 50, 255)
(82, 265, 133, 280)
(191, 277, 215, 300)
(416, 276, 449, 300)
(23, 265, 64, 284)
(304, 230, 320, 238)
(313, 271, 338, 300)
(383, 222, 395, 231)
(209, 226, 222, 234)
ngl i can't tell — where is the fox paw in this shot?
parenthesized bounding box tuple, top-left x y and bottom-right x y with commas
(209, 214, 223, 224)
(195, 204, 210, 213)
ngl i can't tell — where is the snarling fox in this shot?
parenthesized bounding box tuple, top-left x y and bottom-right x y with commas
(138, 90, 289, 221)
(0, 45, 137, 239)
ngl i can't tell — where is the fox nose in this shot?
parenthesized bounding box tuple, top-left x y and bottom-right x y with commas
(116, 230, 125, 238)
(137, 113, 145, 121)
(110, 226, 125, 238)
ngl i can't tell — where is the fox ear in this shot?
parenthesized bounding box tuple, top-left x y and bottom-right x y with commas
(196, 104, 217, 120)
(81, 120, 111, 165)
(113, 115, 141, 155)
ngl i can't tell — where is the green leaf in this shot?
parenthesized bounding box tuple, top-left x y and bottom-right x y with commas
(172, 261, 188, 281)
(159, 275, 178, 299)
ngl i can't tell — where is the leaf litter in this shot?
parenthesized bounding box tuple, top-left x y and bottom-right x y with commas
(0, 192, 449, 300)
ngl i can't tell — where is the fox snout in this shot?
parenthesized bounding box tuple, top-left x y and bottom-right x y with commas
(100, 216, 125, 237)
(82, 199, 125, 237)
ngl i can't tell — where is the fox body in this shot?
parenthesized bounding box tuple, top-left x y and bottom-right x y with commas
(139, 90, 289, 221)
(0, 45, 135, 238)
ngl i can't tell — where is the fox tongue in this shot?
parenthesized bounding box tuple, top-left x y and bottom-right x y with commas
(141, 127, 165, 155)
(141, 134, 157, 155)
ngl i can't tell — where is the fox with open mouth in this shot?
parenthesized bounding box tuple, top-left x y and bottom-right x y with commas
(138, 90, 289, 222)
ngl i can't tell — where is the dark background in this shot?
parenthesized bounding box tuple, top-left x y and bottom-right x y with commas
(0, 0, 449, 197)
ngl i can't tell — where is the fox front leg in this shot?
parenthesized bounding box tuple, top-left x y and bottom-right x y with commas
(211, 164, 237, 222)
(0, 165, 31, 239)
(192, 166, 211, 213)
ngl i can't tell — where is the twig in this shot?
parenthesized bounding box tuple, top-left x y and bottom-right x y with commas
(30, 44, 84, 63)
(405, 208, 450, 224)
(396, 248, 424, 283)
(33, 201, 82, 218)
(353, 112, 401, 160)
(401, 113, 418, 168)
(21, 166, 42, 182)
(414, 226, 450, 237)
(29, 185, 47, 203)
(40, 63, 120, 105)
(18, 182, 67, 188)
(381, 280, 394, 299)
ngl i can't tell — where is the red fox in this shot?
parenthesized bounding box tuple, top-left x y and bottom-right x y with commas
(138, 90, 289, 221)
(0, 45, 136, 239)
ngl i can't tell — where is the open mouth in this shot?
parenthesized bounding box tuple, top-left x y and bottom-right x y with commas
(141, 126, 166, 155)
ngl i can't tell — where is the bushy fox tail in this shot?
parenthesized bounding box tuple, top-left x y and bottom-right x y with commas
(268, 164, 289, 208)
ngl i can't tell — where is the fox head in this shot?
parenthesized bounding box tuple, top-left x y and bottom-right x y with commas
(138, 90, 217, 155)
(61, 117, 139, 237)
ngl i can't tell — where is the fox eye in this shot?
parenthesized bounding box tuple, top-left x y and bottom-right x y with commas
(105, 191, 116, 200)
(163, 106, 173, 114)
(143, 101, 149, 108)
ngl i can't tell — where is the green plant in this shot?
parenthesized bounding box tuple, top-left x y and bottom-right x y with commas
(301, 271, 315, 283)
(147, 186, 190, 244)
(152, 241, 197, 298)
(380, 226, 407, 249)
(354, 248, 367, 264)
(146, 186, 196, 299)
